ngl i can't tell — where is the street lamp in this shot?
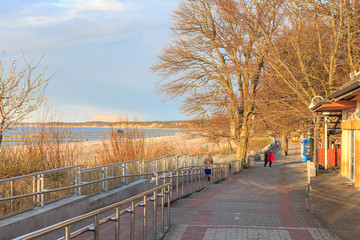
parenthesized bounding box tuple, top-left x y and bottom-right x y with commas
(308, 96, 324, 176)
(308, 96, 324, 109)
(323, 112, 329, 170)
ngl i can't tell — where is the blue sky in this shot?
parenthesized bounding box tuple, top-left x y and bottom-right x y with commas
(0, 0, 185, 122)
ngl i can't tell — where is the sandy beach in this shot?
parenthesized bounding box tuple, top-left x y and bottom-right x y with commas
(81, 132, 210, 156)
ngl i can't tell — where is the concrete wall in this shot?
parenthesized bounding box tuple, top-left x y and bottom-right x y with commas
(0, 178, 154, 240)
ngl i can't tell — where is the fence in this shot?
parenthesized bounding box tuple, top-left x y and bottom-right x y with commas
(15, 164, 233, 240)
(0, 165, 80, 219)
(318, 148, 341, 167)
(1, 152, 238, 219)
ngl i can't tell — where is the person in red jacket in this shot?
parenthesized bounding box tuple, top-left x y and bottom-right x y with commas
(267, 150, 274, 167)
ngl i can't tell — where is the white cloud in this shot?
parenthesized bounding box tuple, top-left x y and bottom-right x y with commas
(0, 0, 172, 52)
(53, 0, 125, 11)
(24, 0, 125, 27)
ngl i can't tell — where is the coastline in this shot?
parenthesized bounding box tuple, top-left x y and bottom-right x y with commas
(18, 120, 198, 130)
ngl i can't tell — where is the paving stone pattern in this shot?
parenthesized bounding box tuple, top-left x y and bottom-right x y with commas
(165, 144, 338, 240)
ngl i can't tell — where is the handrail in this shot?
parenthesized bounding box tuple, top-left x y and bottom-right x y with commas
(143, 153, 177, 163)
(0, 173, 154, 202)
(0, 165, 81, 183)
(0, 167, 206, 202)
(0, 152, 237, 219)
(12, 165, 230, 240)
(80, 158, 144, 173)
(14, 183, 172, 240)
(177, 153, 189, 158)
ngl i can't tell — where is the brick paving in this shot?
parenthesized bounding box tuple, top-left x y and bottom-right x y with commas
(41, 143, 355, 240)
(165, 144, 338, 240)
(310, 167, 360, 240)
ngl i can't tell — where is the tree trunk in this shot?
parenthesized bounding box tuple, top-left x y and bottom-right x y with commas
(236, 115, 252, 168)
(0, 130, 3, 147)
(281, 131, 289, 155)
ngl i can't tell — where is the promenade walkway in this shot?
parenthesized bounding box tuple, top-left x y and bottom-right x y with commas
(166, 143, 337, 240)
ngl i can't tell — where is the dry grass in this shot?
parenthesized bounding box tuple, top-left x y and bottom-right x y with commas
(95, 122, 207, 166)
(0, 114, 273, 179)
(248, 135, 274, 150)
(0, 118, 83, 179)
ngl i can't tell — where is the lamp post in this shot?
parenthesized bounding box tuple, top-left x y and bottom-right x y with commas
(308, 96, 324, 109)
(324, 113, 329, 170)
(308, 96, 324, 176)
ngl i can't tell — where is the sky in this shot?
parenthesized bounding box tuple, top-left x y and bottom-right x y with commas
(0, 0, 185, 122)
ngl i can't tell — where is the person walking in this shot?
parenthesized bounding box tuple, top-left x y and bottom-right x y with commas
(204, 153, 213, 181)
(264, 151, 269, 167)
(268, 150, 274, 167)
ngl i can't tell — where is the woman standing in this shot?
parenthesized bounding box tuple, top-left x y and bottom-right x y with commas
(204, 153, 213, 181)
(268, 150, 274, 167)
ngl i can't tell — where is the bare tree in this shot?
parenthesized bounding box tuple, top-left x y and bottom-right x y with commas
(242, 0, 360, 170)
(152, 0, 281, 166)
(0, 54, 50, 145)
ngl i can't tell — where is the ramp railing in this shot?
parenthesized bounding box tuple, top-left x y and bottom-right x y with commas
(14, 165, 222, 240)
(0, 153, 238, 219)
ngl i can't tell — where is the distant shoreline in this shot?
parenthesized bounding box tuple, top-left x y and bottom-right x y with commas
(18, 120, 199, 130)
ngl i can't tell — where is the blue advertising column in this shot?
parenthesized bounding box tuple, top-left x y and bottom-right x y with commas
(300, 138, 311, 161)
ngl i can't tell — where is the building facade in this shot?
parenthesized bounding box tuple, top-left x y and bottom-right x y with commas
(313, 76, 360, 187)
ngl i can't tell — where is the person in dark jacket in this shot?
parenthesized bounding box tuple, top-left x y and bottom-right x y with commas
(264, 151, 269, 167)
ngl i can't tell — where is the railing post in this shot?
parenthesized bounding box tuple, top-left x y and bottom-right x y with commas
(65, 225, 71, 240)
(185, 169, 188, 194)
(153, 190, 157, 240)
(142, 159, 145, 177)
(190, 168, 193, 193)
(211, 166, 214, 183)
(10, 180, 14, 212)
(126, 163, 129, 185)
(121, 163, 126, 185)
(70, 168, 74, 195)
(33, 175, 37, 207)
(94, 214, 100, 240)
(139, 159, 144, 178)
(36, 174, 41, 207)
(176, 170, 179, 199)
(155, 172, 159, 187)
(130, 201, 135, 240)
(115, 207, 121, 240)
(167, 184, 171, 228)
(169, 172, 173, 202)
(175, 155, 178, 169)
(101, 167, 108, 192)
(142, 195, 147, 240)
(41, 174, 45, 207)
(160, 187, 165, 233)
(75, 167, 82, 195)
(181, 170, 184, 196)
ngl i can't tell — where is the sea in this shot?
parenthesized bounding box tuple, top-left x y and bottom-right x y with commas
(2, 127, 184, 145)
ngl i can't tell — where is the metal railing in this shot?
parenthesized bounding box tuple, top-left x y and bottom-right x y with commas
(0, 165, 80, 219)
(0, 153, 238, 219)
(15, 165, 221, 240)
(15, 183, 172, 240)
